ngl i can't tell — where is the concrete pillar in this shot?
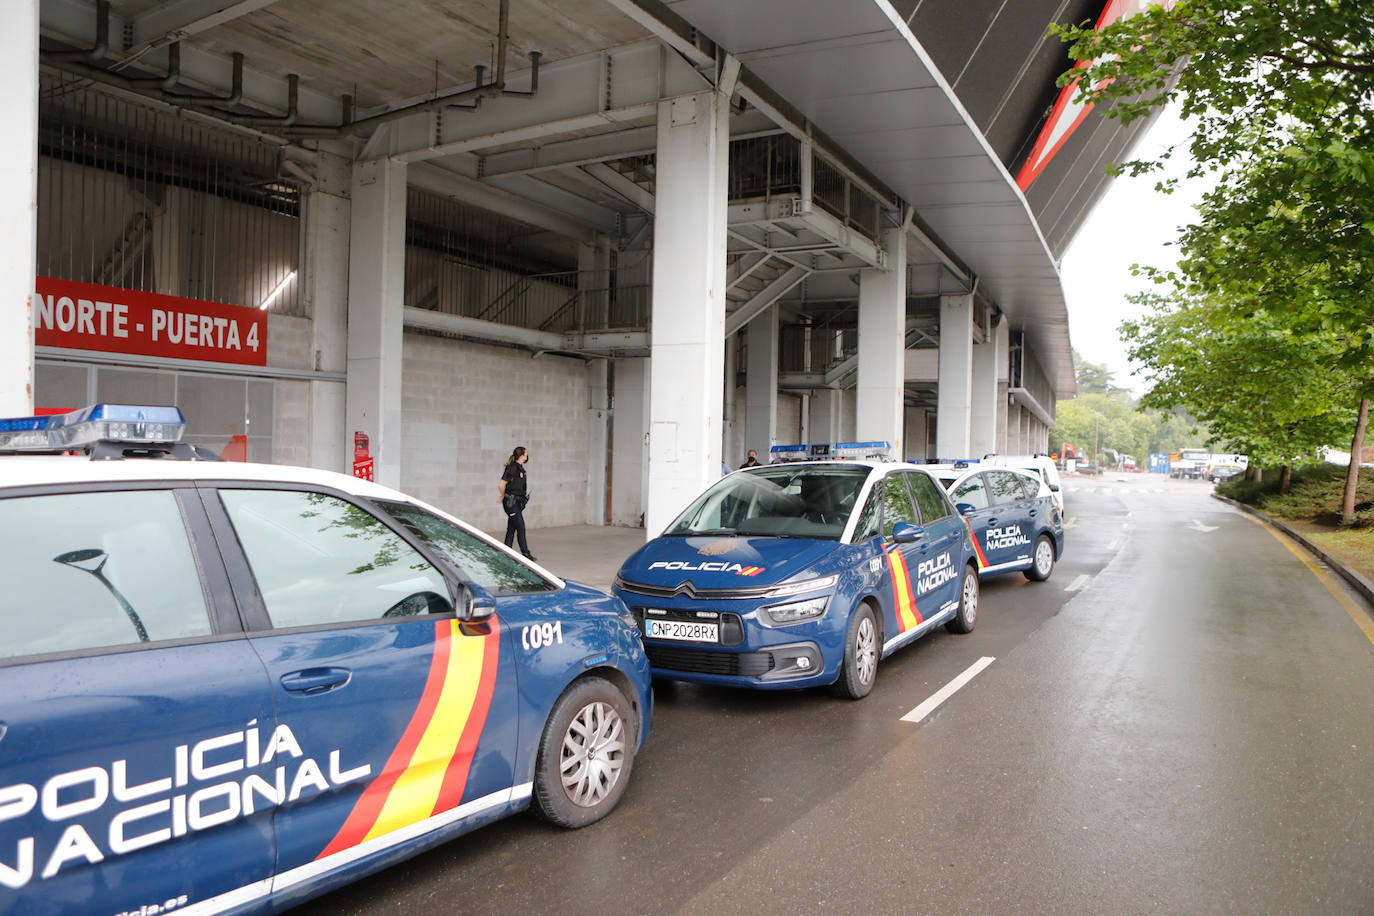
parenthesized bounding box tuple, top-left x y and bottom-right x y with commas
(0, 0, 38, 414)
(809, 389, 841, 444)
(577, 234, 612, 330)
(744, 303, 778, 457)
(723, 332, 739, 461)
(970, 317, 1004, 459)
(856, 226, 906, 453)
(936, 293, 974, 459)
(646, 89, 729, 536)
(302, 144, 352, 473)
(346, 158, 407, 488)
(610, 357, 650, 526)
(586, 358, 610, 525)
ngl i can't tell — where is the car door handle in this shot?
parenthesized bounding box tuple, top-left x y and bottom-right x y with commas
(280, 667, 352, 695)
(1029, 509, 1038, 517)
(985, 517, 998, 525)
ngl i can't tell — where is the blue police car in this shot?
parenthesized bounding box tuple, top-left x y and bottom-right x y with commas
(0, 405, 651, 914)
(926, 463, 1065, 582)
(612, 443, 980, 700)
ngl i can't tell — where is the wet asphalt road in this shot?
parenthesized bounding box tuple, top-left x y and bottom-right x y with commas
(299, 475, 1374, 915)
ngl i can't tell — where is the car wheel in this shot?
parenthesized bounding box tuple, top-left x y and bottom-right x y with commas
(946, 565, 978, 633)
(532, 677, 635, 828)
(831, 603, 878, 700)
(1024, 534, 1055, 582)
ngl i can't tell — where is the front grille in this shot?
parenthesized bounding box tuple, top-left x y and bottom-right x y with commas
(646, 645, 776, 677)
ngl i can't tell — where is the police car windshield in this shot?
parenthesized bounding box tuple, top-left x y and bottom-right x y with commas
(662, 466, 869, 540)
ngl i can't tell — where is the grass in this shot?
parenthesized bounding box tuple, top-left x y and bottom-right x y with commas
(1305, 527, 1374, 577)
(1218, 463, 1374, 528)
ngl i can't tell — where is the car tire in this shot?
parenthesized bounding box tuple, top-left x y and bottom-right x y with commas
(1024, 534, 1055, 582)
(946, 565, 978, 633)
(532, 677, 636, 828)
(831, 603, 879, 700)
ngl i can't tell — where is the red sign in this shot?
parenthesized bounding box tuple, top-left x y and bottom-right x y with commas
(34, 277, 268, 367)
(352, 431, 373, 481)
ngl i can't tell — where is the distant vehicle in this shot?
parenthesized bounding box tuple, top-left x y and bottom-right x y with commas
(1169, 448, 1210, 479)
(1208, 465, 1244, 483)
(1078, 461, 1102, 476)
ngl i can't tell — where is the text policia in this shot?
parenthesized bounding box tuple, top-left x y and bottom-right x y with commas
(0, 722, 370, 890)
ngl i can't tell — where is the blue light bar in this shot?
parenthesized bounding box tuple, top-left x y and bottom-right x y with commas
(768, 441, 896, 462)
(0, 404, 186, 451)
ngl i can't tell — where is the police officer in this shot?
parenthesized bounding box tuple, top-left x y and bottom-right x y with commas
(499, 446, 535, 560)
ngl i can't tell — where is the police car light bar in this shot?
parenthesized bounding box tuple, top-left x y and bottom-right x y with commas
(769, 441, 895, 462)
(0, 404, 186, 451)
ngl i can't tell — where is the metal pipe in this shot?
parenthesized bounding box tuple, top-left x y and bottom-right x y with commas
(493, 0, 510, 92)
(49, 0, 110, 60)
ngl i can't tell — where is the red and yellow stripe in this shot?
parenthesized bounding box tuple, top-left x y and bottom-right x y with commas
(737, 566, 764, 577)
(884, 544, 923, 634)
(966, 519, 991, 569)
(318, 617, 500, 858)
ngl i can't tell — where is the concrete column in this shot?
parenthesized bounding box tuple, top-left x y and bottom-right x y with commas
(586, 358, 610, 525)
(610, 357, 650, 527)
(346, 158, 407, 488)
(970, 317, 1004, 459)
(0, 0, 38, 414)
(809, 388, 841, 444)
(856, 226, 906, 453)
(302, 144, 352, 472)
(577, 234, 611, 330)
(722, 332, 739, 462)
(646, 90, 728, 536)
(936, 293, 974, 459)
(743, 303, 778, 457)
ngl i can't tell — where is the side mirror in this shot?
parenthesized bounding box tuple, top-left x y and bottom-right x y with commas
(1049, 483, 1061, 492)
(956, 503, 977, 516)
(891, 521, 925, 544)
(459, 582, 497, 622)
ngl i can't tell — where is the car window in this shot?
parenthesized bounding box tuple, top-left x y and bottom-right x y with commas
(906, 472, 952, 523)
(950, 475, 990, 511)
(879, 474, 918, 536)
(852, 487, 881, 541)
(0, 490, 212, 659)
(220, 489, 452, 628)
(1015, 473, 1041, 500)
(663, 466, 869, 539)
(987, 470, 1029, 505)
(379, 500, 555, 595)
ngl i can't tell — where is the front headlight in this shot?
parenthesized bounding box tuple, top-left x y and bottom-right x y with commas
(763, 574, 838, 599)
(761, 594, 831, 627)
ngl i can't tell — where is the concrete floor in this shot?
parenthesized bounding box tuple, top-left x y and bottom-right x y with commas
(483, 523, 648, 591)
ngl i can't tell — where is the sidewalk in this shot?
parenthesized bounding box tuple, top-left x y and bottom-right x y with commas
(1213, 493, 1374, 608)
(482, 523, 646, 592)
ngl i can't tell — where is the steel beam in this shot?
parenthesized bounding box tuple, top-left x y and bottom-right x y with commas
(127, 0, 283, 49)
(408, 162, 600, 243)
(724, 266, 809, 337)
(581, 162, 656, 214)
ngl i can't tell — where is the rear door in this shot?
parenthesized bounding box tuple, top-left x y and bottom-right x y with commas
(206, 486, 518, 889)
(985, 470, 1037, 570)
(0, 486, 275, 914)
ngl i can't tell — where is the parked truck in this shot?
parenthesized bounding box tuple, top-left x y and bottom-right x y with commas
(1168, 448, 1211, 479)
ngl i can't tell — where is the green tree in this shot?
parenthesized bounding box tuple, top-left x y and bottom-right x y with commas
(1122, 296, 1360, 492)
(1053, 0, 1373, 520)
(1073, 349, 1122, 396)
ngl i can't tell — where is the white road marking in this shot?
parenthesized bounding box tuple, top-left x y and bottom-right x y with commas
(1106, 537, 1121, 551)
(1187, 519, 1219, 533)
(1066, 574, 1091, 592)
(1063, 517, 1080, 530)
(901, 656, 996, 723)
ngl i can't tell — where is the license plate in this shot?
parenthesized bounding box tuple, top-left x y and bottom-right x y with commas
(645, 618, 719, 643)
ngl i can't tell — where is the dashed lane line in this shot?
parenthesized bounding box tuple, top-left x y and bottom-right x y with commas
(900, 656, 996, 723)
(1066, 574, 1091, 592)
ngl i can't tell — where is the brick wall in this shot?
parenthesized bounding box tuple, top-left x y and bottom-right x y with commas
(400, 332, 592, 531)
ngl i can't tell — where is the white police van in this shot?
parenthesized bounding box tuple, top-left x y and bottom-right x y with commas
(0, 405, 652, 914)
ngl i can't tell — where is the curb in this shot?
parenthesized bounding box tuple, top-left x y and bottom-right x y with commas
(1212, 492, 1374, 608)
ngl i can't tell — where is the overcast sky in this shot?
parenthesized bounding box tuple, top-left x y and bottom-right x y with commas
(1059, 105, 1208, 396)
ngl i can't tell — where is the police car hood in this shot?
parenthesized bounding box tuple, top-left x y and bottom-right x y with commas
(619, 536, 840, 590)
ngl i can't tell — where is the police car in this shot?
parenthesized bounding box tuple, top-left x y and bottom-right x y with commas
(612, 442, 980, 700)
(0, 405, 651, 915)
(925, 462, 1065, 582)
